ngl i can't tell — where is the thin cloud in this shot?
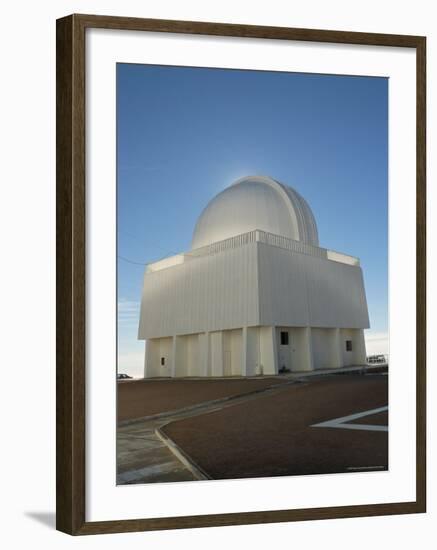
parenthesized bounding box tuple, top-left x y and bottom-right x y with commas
(118, 300, 140, 312)
(365, 331, 389, 356)
(118, 300, 140, 323)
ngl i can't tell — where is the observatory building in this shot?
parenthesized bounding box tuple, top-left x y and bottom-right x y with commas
(138, 176, 369, 377)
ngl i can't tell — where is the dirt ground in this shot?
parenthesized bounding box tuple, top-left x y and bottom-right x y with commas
(117, 377, 288, 421)
(161, 374, 388, 479)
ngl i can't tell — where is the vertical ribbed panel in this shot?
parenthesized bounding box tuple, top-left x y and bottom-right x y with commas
(139, 240, 369, 340)
(257, 243, 369, 329)
(139, 242, 259, 338)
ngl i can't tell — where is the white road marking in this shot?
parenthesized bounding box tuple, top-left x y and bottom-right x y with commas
(312, 406, 388, 432)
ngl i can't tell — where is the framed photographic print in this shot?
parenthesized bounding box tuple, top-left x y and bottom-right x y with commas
(56, 14, 426, 535)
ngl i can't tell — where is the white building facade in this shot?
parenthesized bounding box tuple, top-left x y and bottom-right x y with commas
(138, 176, 369, 377)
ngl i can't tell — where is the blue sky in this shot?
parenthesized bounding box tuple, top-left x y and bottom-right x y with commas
(117, 63, 388, 376)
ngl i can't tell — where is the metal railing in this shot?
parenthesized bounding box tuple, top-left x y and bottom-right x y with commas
(147, 229, 359, 272)
(187, 229, 357, 264)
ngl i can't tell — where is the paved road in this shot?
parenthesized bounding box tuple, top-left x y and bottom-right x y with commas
(117, 372, 387, 484)
(117, 377, 288, 422)
(117, 379, 297, 484)
(163, 374, 388, 480)
(117, 421, 196, 484)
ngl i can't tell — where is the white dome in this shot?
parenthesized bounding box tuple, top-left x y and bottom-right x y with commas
(192, 175, 319, 249)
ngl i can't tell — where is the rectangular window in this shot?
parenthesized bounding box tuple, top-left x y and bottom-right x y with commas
(280, 331, 289, 345)
(346, 340, 353, 352)
(160, 357, 165, 366)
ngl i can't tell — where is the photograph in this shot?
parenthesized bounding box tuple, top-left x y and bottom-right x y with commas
(116, 62, 389, 485)
(1, 0, 430, 542)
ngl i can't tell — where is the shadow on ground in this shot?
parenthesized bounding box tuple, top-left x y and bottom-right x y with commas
(25, 511, 56, 529)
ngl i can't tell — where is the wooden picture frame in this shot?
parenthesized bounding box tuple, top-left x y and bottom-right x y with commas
(56, 13, 426, 535)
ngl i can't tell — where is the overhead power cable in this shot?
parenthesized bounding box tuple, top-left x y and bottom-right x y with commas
(117, 251, 178, 266)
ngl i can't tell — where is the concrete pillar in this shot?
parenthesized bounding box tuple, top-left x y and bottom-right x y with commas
(242, 326, 259, 376)
(198, 332, 210, 376)
(144, 338, 159, 378)
(242, 327, 248, 376)
(210, 331, 224, 377)
(172, 335, 186, 377)
(328, 328, 343, 369)
(259, 326, 278, 375)
(229, 329, 243, 376)
(143, 340, 148, 378)
(186, 334, 197, 376)
(299, 327, 314, 372)
(353, 329, 367, 365)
